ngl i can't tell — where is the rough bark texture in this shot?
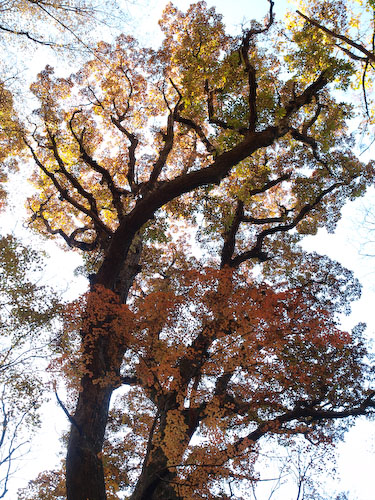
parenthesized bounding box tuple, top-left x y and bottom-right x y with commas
(66, 382, 112, 500)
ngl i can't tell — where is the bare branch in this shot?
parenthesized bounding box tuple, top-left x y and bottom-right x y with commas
(0, 23, 57, 46)
(55, 390, 82, 436)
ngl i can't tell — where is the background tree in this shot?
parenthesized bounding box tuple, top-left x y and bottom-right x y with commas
(0, 0, 129, 67)
(0, 0, 137, 214)
(0, 235, 60, 497)
(0, 83, 24, 209)
(12, 1, 375, 499)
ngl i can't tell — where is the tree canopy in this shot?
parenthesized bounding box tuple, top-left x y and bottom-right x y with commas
(3, 0, 375, 499)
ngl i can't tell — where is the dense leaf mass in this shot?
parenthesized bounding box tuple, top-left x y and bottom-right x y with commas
(11, 0, 375, 499)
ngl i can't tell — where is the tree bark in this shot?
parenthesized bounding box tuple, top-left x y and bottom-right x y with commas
(129, 444, 179, 500)
(66, 378, 113, 500)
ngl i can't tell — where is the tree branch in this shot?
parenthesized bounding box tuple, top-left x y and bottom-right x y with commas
(95, 72, 330, 288)
(25, 138, 112, 238)
(231, 182, 343, 267)
(29, 198, 98, 250)
(175, 115, 216, 154)
(231, 392, 375, 456)
(0, 23, 57, 46)
(205, 80, 243, 132)
(69, 111, 128, 218)
(296, 10, 375, 63)
(110, 117, 139, 193)
(55, 390, 83, 436)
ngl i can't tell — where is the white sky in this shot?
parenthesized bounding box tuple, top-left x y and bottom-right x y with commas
(4, 0, 375, 498)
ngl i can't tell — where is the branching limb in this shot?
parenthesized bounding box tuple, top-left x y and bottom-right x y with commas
(0, 397, 32, 498)
(175, 115, 216, 154)
(112, 66, 134, 120)
(221, 174, 291, 266)
(230, 391, 375, 458)
(0, 23, 57, 46)
(29, 198, 98, 250)
(221, 201, 244, 267)
(290, 128, 318, 150)
(41, 218, 97, 251)
(69, 111, 128, 217)
(110, 116, 139, 193)
(335, 43, 367, 61)
(48, 130, 100, 217)
(231, 182, 343, 267)
(146, 83, 182, 189)
(281, 72, 329, 126)
(242, 213, 290, 225)
(29, 0, 99, 59)
(25, 138, 111, 237)
(301, 98, 322, 136)
(362, 58, 370, 117)
(297, 9, 375, 119)
(238, 0, 275, 131)
(290, 125, 335, 176)
(205, 80, 244, 132)
(296, 10, 375, 63)
(55, 390, 83, 436)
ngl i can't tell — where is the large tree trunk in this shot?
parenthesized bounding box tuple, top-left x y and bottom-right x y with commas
(66, 236, 142, 500)
(66, 377, 113, 500)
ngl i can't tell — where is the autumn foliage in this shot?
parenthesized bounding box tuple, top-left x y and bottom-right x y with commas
(12, 0, 375, 499)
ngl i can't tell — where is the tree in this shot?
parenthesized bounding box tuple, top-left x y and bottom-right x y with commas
(16, 1, 375, 499)
(0, 0, 127, 61)
(0, 83, 25, 209)
(0, 235, 60, 497)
